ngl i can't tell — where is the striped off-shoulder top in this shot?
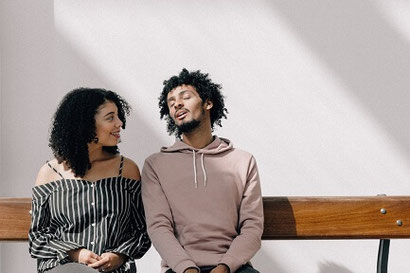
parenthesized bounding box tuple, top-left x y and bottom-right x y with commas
(28, 156, 151, 273)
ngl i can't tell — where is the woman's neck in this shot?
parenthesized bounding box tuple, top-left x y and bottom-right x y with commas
(88, 144, 111, 163)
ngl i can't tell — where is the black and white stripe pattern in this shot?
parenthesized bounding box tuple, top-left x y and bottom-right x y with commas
(29, 157, 151, 273)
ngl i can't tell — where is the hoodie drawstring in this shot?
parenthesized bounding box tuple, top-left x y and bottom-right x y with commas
(201, 153, 207, 187)
(193, 150, 198, 188)
(192, 151, 207, 188)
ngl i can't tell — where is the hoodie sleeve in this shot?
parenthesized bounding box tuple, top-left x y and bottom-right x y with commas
(141, 158, 199, 273)
(219, 156, 264, 272)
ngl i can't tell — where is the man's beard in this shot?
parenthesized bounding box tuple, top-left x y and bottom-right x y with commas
(177, 119, 201, 134)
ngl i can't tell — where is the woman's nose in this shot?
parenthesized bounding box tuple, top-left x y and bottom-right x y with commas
(116, 117, 123, 127)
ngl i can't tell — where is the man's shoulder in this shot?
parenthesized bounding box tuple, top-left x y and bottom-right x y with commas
(217, 136, 254, 158)
(227, 146, 255, 160)
(144, 152, 162, 162)
(144, 150, 173, 164)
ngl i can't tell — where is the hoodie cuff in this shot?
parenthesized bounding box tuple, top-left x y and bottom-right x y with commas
(219, 255, 241, 273)
(174, 260, 199, 273)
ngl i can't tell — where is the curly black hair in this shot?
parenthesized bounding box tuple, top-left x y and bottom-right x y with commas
(49, 88, 131, 177)
(159, 68, 228, 136)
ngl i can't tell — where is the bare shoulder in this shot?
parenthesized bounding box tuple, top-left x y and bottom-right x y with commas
(35, 159, 61, 186)
(121, 156, 141, 181)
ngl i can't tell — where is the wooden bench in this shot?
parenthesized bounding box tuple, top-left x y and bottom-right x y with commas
(2, 196, 410, 273)
(0, 198, 31, 241)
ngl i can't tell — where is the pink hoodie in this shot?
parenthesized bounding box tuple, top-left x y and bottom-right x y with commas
(141, 136, 263, 273)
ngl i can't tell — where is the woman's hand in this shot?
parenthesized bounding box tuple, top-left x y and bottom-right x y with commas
(68, 248, 101, 265)
(88, 252, 126, 272)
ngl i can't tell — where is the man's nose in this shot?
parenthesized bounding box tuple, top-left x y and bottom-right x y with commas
(174, 98, 183, 109)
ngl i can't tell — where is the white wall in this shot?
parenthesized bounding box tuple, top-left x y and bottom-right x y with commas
(1, 0, 410, 272)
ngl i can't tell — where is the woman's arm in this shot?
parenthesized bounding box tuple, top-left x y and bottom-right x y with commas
(29, 164, 84, 262)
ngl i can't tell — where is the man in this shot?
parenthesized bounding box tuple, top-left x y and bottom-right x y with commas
(141, 68, 263, 273)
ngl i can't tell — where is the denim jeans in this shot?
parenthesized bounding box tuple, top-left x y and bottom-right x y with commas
(165, 264, 259, 273)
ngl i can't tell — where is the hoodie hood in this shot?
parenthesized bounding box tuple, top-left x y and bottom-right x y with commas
(160, 136, 233, 188)
(161, 136, 233, 154)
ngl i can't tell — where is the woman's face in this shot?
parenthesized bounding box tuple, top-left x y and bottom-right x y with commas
(94, 101, 123, 146)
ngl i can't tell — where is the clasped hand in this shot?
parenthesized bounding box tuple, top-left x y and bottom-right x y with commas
(184, 264, 230, 273)
(210, 264, 230, 273)
(68, 248, 125, 272)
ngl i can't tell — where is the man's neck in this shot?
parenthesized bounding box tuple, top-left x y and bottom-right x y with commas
(181, 127, 214, 149)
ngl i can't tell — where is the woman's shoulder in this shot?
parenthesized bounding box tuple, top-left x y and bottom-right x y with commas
(35, 159, 62, 186)
(120, 156, 141, 182)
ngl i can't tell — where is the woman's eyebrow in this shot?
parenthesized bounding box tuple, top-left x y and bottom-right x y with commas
(103, 111, 115, 117)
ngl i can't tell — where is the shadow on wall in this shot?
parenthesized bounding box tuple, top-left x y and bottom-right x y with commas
(269, 0, 410, 161)
(41, 23, 284, 273)
(2, 3, 166, 273)
(317, 261, 355, 273)
(53, 30, 166, 163)
(263, 197, 297, 239)
(1, 242, 37, 273)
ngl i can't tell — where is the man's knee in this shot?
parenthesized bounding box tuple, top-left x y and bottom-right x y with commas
(235, 264, 259, 273)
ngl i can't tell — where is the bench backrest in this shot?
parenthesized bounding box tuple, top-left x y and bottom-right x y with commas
(0, 198, 31, 241)
(262, 196, 410, 239)
(2, 196, 410, 241)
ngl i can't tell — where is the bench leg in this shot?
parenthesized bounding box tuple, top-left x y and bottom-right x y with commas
(377, 239, 390, 273)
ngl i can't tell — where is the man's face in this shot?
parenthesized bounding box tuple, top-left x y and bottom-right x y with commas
(167, 85, 210, 133)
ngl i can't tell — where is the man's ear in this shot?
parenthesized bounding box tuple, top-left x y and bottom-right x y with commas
(204, 99, 213, 110)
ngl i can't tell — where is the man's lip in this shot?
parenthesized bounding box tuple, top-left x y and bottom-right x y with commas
(175, 110, 188, 119)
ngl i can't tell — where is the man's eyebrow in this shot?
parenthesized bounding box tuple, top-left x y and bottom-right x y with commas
(180, 90, 193, 95)
(167, 90, 192, 102)
(177, 90, 193, 97)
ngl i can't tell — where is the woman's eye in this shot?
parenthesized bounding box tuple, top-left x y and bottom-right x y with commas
(183, 96, 190, 100)
(107, 116, 114, 121)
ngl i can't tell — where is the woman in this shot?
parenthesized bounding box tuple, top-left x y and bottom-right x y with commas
(29, 88, 151, 273)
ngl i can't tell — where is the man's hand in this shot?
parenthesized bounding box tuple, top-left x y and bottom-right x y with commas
(88, 252, 126, 272)
(68, 248, 101, 265)
(210, 264, 230, 273)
